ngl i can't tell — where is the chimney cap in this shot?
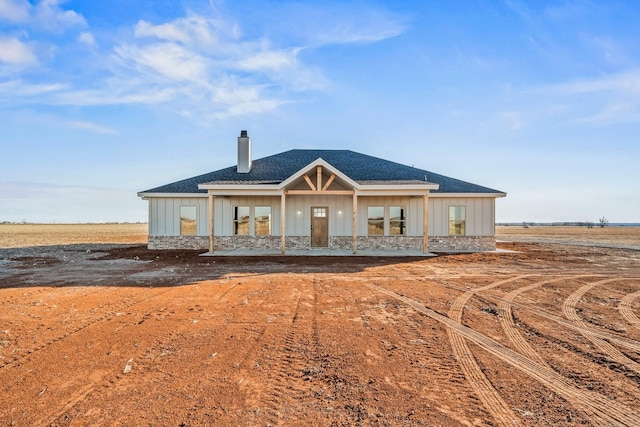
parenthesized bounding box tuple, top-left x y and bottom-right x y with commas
(240, 130, 248, 137)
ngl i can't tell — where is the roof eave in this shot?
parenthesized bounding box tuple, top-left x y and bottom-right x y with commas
(138, 192, 206, 199)
(430, 192, 507, 198)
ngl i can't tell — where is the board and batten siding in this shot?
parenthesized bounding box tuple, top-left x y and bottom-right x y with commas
(356, 196, 422, 236)
(429, 197, 495, 236)
(147, 195, 496, 238)
(148, 197, 209, 236)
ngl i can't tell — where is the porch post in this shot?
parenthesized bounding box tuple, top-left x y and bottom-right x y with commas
(208, 193, 214, 254)
(280, 191, 286, 255)
(352, 192, 358, 254)
(423, 192, 429, 254)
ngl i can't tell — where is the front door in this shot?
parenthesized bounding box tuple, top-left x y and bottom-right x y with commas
(311, 207, 329, 247)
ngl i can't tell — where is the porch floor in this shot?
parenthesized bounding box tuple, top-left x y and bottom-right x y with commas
(199, 248, 438, 257)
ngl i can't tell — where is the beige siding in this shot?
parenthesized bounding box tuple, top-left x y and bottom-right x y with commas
(356, 196, 423, 236)
(216, 196, 281, 236)
(429, 197, 495, 236)
(147, 195, 496, 238)
(148, 197, 209, 236)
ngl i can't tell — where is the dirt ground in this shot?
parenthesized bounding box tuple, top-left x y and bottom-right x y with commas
(1, 225, 640, 426)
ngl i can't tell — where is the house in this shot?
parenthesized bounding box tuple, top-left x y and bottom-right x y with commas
(138, 131, 506, 254)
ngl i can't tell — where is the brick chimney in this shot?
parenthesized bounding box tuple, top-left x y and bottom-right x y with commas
(237, 130, 252, 173)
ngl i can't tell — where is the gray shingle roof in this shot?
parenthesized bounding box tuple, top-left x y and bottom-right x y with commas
(140, 149, 503, 194)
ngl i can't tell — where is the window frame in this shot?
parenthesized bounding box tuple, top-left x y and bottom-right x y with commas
(448, 205, 466, 236)
(367, 205, 385, 236)
(233, 205, 251, 235)
(389, 205, 407, 236)
(179, 205, 198, 236)
(254, 205, 272, 236)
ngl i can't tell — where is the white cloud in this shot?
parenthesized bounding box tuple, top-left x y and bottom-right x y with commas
(0, 37, 38, 66)
(135, 20, 191, 44)
(134, 15, 218, 46)
(0, 79, 66, 97)
(5, 109, 118, 135)
(510, 69, 640, 127)
(236, 48, 300, 72)
(0, 0, 85, 30)
(66, 120, 117, 134)
(32, 0, 86, 31)
(552, 69, 640, 95)
(0, 0, 30, 22)
(250, 2, 407, 47)
(78, 31, 96, 47)
(114, 42, 210, 83)
(0, 4, 404, 122)
(51, 86, 177, 106)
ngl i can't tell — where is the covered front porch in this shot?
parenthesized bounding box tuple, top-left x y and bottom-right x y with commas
(199, 159, 438, 256)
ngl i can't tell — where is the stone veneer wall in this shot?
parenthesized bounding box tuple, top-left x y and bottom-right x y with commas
(148, 236, 209, 250)
(148, 235, 495, 252)
(428, 235, 495, 252)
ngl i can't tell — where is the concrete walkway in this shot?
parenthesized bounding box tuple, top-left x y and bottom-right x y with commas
(200, 248, 438, 257)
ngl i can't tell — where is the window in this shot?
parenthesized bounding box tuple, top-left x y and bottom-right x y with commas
(180, 206, 197, 236)
(367, 206, 384, 235)
(254, 206, 272, 235)
(234, 206, 250, 235)
(449, 206, 466, 235)
(389, 206, 406, 235)
(313, 207, 326, 218)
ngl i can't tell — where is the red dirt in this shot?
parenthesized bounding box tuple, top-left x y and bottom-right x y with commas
(1, 240, 640, 426)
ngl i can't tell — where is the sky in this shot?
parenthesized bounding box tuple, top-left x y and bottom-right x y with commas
(1, 0, 639, 223)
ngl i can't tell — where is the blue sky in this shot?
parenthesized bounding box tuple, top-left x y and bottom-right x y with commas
(1, 0, 639, 223)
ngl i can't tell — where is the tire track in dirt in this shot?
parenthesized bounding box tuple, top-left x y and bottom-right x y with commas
(447, 274, 531, 426)
(498, 276, 593, 367)
(504, 294, 640, 353)
(562, 278, 640, 372)
(371, 284, 640, 427)
(400, 308, 492, 423)
(1, 286, 178, 369)
(36, 280, 247, 426)
(410, 273, 640, 354)
(252, 283, 316, 426)
(620, 289, 640, 331)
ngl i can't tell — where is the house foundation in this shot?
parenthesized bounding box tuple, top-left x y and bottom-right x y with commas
(148, 235, 496, 252)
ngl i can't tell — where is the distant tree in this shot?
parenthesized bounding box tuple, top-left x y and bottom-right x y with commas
(522, 221, 529, 228)
(599, 216, 609, 228)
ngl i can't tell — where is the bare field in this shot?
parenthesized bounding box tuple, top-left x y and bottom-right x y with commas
(1, 226, 640, 426)
(497, 225, 640, 248)
(0, 223, 148, 248)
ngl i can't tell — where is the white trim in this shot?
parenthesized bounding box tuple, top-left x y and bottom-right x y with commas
(198, 184, 281, 191)
(430, 192, 506, 198)
(279, 158, 360, 189)
(356, 189, 434, 197)
(203, 189, 284, 196)
(138, 192, 206, 198)
(358, 184, 438, 191)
